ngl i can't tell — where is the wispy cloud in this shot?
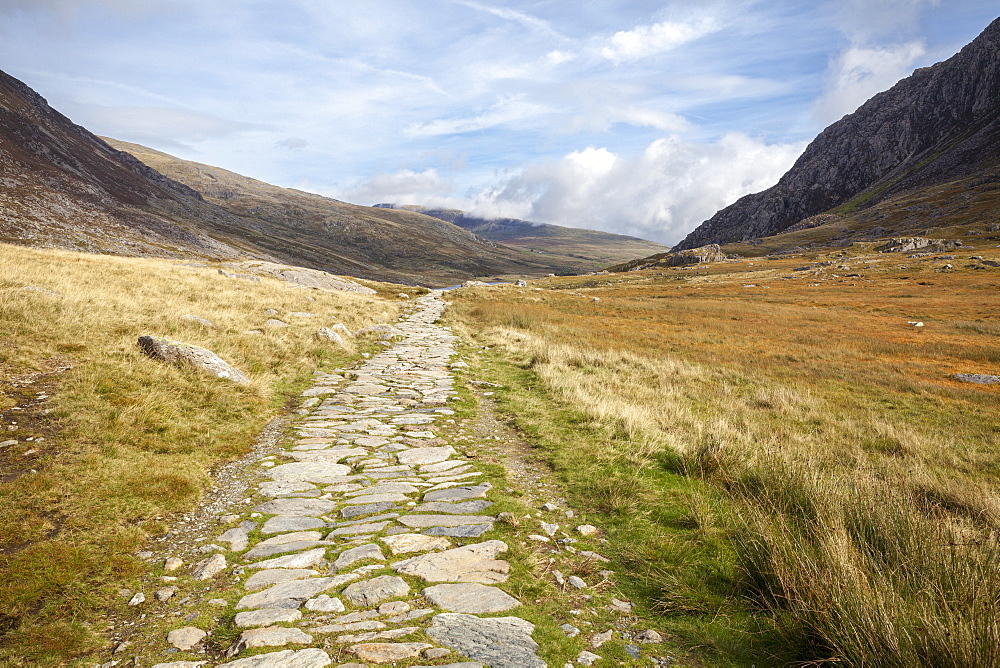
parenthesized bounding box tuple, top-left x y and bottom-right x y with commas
(405, 97, 550, 137)
(446, 0, 568, 41)
(600, 16, 721, 62)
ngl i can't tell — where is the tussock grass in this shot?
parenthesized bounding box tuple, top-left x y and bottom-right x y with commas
(448, 256, 1000, 664)
(0, 243, 399, 664)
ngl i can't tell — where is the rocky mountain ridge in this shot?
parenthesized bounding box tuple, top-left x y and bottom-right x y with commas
(674, 16, 1000, 250)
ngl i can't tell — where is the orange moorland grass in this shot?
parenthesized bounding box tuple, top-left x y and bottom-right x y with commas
(447, 244, 1000, 665)
(0, 243, 405, 664)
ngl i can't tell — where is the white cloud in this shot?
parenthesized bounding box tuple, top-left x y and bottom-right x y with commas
(834, 0, 940, 45)
(341, 168, 458, 207)
(63, 103, 260, 148)
(812, 41, 926, 123)
(447, 0, 567, 40)
(600, 17, 720, 62)
(468, 133, 805, 244)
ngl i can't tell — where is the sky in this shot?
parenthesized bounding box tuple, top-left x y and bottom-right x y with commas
(0, 1, 996, 245)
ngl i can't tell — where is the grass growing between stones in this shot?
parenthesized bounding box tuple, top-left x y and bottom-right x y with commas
(0, 243, 405, 664)
(445, 244, 1000, 665)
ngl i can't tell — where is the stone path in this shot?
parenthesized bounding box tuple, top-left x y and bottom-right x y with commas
(146, 292, 548, 667)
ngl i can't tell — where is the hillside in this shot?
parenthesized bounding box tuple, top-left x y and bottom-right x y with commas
(0, 68, 581, 286)
(105, 139, 582, 285)
(673, 16, 1000, 251)
(377, 204, 670, 272)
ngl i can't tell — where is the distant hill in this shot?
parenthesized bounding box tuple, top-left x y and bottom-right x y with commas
(0, 68, 589, 286)
(673, 17, 1000, 252)
(104, 139, 579, 285)
(376, 205, 670, 272)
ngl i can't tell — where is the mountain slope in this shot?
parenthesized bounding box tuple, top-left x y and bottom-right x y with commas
(104, 139, 583, 285)
(674, 17, 1000, 250)
(377, 205, 670, 272)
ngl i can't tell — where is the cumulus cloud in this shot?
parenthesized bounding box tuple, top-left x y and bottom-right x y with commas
(813, 41, 926, 123)
(468, 134, 805, 244)
(342, 168, 459, 207)
(600, 17, 720, 62)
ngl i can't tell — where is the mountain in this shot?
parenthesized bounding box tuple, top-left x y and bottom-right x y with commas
(0, 69, 583, 286)
(673, 17, 1000, 251)
(375, 205, 670, 272)
(103, 139, 577, 285)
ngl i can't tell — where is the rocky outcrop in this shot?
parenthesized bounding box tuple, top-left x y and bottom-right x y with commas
(138, 335, 250, 385)
(664, 244, 726, 266)
(674, 17, 1000, 250)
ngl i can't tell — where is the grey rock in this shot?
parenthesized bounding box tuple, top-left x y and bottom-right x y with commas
(955, 373, 1000, 384)
(411, 500, 492, 514)
(427, 613, 545, 668)
(577, 650, 602, 666)
(155, 586, 178, 602)
(234, 609, 303, 627)
(138, 335, 249, 384)
(248, 548, 328, 570)
(342, 575, 410, 607)
(392, 540, 509, 584)
(261, 515, 326, 534)
(304, 594, 345, 612)
(423, 524, 493, 538)
(341, 501, 395, 518)
(244, 569, 319, 592)
(316, 328, 347, 346)
(591, 630, 613, 648)
(267, 462, 353, 483)
(180, 314, 214, 327)
(635, 629, 664, 643)
(218, 521, 256, 552)
(399, 515, 495, 528)
(236, 577, 342, 610)
(243, 541, 335, 561)
(568, 576, 587, 589)
(423, 583, 521, 613)
(192, 553, 227, 580)
(380, 533, 452, 555)
(215, 648, 332, 667)
(128, 592, 146, 606)
(560, 623, 580, 637)
(333, 544, 385, 570)
(396, 446, 455, 465)
(253, 498, 337, 516)
(167, 627, 206, 651)
(266, 319, 290, 327)
(330, 521, 389, 536)
(346, 642, 432, 663)
(227, 626, 312, 656)
(625, 644, 642, 658)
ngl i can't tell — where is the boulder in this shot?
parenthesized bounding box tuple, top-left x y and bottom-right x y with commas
(316, 328, 347, 346)
(667, 244, 725, 266)
(138, 336, 250, 384)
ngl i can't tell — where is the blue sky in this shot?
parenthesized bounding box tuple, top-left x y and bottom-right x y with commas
(0, 1, 996, 244)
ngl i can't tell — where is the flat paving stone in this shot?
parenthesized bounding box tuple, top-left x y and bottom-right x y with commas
(347, 642, 432, 664)
(380, 533, 452, 555)
(423, 524, 494, 538)
(345, 482, 420, 496)
(260, 516, 326, 534)
(427, 613, 545, 668)
(253, 498, 338, 516)
(343, 492, 409, 505)
(230, 626, 312, 652)
(398, 515, 495, 528)
(333, 543, 385, 570)
(392, 540, 510, 584)
(243, 541, 335, 561)
(342, 575, 410, 607)
(396, 446, 455, 466)
(423, 583, 521, 613)
(248, 548, 329, 570)
(330, 521, 389, 536)
(215, 648, 332, 667)
(423, 484, 492, 502)
(244, 569, 319, 592)
(234, 609, 303, 627)
(410, 500, 492, 514)
(341, 501, 396, 518)
(285, 449, 367, 462)
(267, 462, 354, 484)
(237, 577, 342, 610)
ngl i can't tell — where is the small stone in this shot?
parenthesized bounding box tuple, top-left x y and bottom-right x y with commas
(577, 650, 602, 666)
(610, 598, 633, 613)
(164, 557, 184, 572)
(625, 644, 642, 658)
(128, 593, 146, 606)
(635, 629, 664, 643)
(552, 570, 565, 586)
(528, 534, 550, 543)
(568, 576, 587, 589)
(347, 642, 432, 663)
(591, 630, 613, 648)
(541, 522, 559, 536)
(209, 598, 228, 606)
(423, 647, 452, 659)
(304, 595, 345, 613)
(342, 575, 410, 607)
(167, 627, 207, 651)
(560, 623, 580, 637)
(155, 586, 178, 602)
(192, 553, 227, 580)
(541, 503, 559, 512)
(576, 525, 598, 536)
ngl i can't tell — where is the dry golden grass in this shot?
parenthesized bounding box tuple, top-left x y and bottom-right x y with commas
(0, 243, 402, 663)
(448, 245, 1000, 664)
